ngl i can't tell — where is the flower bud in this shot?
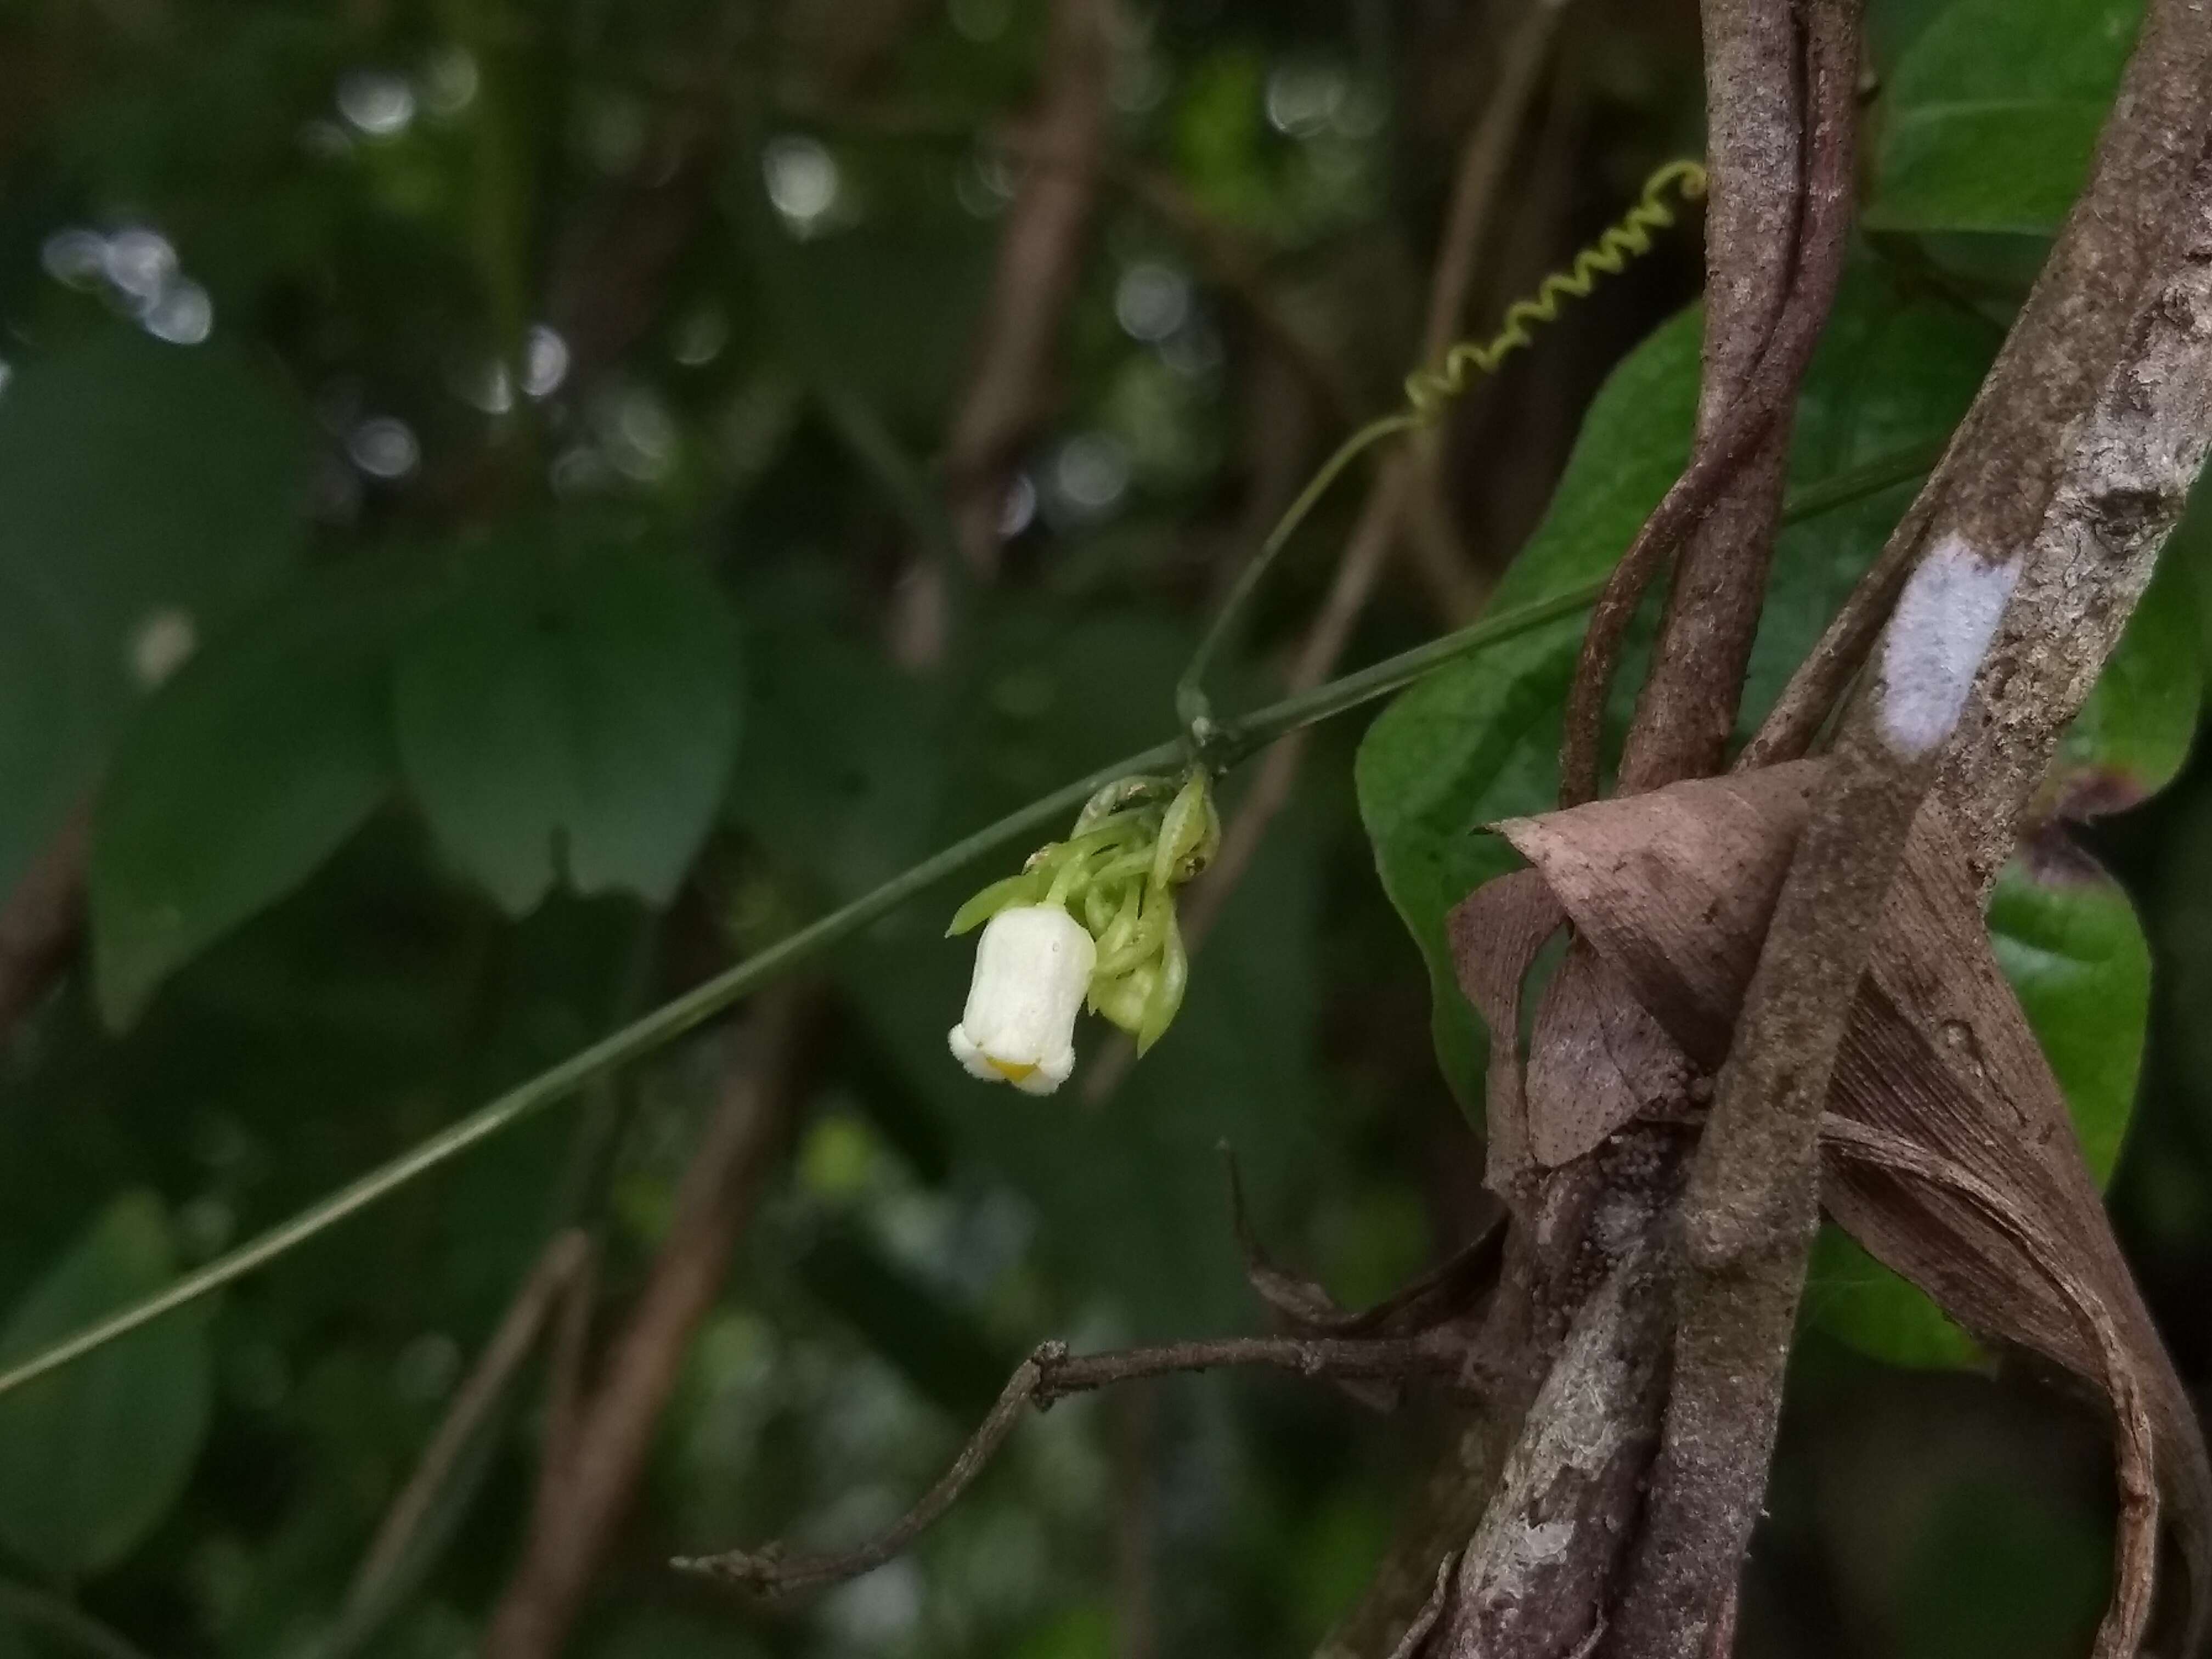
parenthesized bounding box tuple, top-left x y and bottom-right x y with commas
(947, 904, 1097, 1096)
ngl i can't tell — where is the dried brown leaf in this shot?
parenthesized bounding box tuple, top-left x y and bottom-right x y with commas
(1448, 764, 2211, 1651)
(1525, 944, 1694, 1167)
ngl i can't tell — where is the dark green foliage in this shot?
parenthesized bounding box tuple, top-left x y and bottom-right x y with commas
(0, 1195, 211, 1576)
(0, 0, 2207, 1654)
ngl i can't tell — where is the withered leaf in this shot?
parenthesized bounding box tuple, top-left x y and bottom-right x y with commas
(1449, 761, 2210, 1655)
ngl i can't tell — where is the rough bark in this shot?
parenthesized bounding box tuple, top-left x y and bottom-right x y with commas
(1436, 1202, 1673, 1657)
(1934, 211, 2212, 885)
(1418, 6, 1844, 1653)
(1610, 6, 2212, 1649)
(1748, 0, 2212, 765)
(1463, 761, 2210, 1658)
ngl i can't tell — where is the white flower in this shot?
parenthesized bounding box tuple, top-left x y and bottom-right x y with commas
(948, 904, 1096, 1096)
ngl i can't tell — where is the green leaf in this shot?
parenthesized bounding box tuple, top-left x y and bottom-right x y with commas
(0, 1193, 212, 1577)
(0, 329, 311, 897)
(1356, 264, 1994, 1108)
(1353, 312, 1700, 1109)
(1867, 0, 2143, 234)
(1989, 850, 2150, 1187)
(393, 543, 743, 916)
(88, 571, 401, 1029)
(1804, 1227, 1984, 1369)
(2047, 546, 2203, 815)
(946, 872, 1050, 936)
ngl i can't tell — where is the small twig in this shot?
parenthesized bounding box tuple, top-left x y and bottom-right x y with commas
(345, 1231, 594, 1621)
(540, 1237, 597, 1487)
(1613, 0, 1837, 794)
(1224, 1143, 1505, 1339)
(677, 1331, 1489, 1596)
(1381, 1550, 1461, 1659)
(1550, 362, 1781, 805)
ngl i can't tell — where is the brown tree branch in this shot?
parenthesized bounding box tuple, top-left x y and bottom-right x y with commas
(0, 804, 89, 1045)
(1557, 0, 1856, 808)
(1931, 253, 2212, 887)
(1404, 8, 1843, 1654)
(1613, 0, 1813, 793)
(342, 1231, 595, 1624)
(1608, 6, 2212, 1648)
(941, 0, 1114, 576)
(1189, 0, 1568, 926)
(1311, 1417, 1504, 1659)
(1434, 1197, 1675, 1658)
(1749, 0, 2212, 769)
(676, 1330, 1494, 1599)
(482, 992, 812, 1659)
(1820, 1116, 2161, 1658)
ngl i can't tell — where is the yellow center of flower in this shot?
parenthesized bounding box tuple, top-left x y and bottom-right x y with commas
(988, 1057, 1038, 1082)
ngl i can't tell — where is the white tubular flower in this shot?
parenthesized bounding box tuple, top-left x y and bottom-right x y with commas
(948, 904, 1097, 1096)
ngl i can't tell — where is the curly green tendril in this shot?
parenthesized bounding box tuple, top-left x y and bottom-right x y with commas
(1175, 157, 1709, 736)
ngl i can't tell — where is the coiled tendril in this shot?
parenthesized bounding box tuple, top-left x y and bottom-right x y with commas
(1176, 159, 1708, 737)
(1401, 157, 1708, 421)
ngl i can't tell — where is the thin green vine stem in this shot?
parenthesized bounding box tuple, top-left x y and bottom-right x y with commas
(1175, 411, 1424, 730)
(0, 444, 1937, 1404)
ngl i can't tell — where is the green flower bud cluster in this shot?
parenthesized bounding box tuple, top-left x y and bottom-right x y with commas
(947, 770, 1220, 1056)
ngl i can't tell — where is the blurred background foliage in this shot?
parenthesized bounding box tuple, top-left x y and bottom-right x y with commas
(0, 1, 2208, 1656)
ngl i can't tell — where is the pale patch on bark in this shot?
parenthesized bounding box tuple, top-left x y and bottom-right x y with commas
(1874, 534, 2022, 758)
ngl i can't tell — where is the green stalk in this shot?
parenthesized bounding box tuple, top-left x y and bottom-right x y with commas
(0, 445, 1934, 1403)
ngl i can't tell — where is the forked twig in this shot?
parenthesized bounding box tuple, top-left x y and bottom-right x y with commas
(675, 1331, 1492, 1596)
